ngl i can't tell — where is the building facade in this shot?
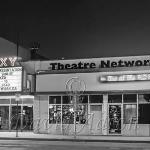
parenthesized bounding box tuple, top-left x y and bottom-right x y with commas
(22, 55, 150, 136)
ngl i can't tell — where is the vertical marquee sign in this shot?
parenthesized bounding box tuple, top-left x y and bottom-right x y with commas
(0, 67, 22, 92)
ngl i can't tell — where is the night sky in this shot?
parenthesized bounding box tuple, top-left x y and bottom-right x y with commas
(0, 0, 150, 59)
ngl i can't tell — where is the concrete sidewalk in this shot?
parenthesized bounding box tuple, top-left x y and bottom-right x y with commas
(0, 132, 150, 142)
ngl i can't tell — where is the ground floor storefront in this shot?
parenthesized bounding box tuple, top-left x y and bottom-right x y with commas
(0, 96, 33, 131)
(33, 93, 150, 136)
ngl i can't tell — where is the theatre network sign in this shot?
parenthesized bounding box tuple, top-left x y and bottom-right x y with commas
(0, 57, 22, 92)
(47, 55, 150, 71)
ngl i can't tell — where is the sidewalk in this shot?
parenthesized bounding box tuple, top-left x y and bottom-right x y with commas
(0, 132, 150, 142)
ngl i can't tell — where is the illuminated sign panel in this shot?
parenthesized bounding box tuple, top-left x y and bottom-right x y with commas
(100, 74, 150, 82)
(0, 67, 22, 92)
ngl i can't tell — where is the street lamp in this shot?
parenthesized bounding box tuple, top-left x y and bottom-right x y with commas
(15, 93, 21, 137)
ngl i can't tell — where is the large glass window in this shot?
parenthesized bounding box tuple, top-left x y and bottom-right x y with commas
(123, 104, 137, 124)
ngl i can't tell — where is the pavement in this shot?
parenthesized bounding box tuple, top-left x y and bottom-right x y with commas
(0, 132, 150, 142)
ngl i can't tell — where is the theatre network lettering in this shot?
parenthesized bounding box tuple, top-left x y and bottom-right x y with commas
(0, 67, 22, 92)
(49, 58, 150, 70)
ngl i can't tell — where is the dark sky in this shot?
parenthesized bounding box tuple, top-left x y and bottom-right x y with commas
(0, 0, 150, 59)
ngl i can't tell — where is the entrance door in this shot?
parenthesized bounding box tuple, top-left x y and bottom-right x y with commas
(109, 105, 121, 134)
(90, 105, 102, 135)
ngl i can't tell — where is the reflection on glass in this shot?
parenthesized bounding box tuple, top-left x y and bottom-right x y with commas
(123, 104, 137, 124)
(49, 105, 61, 124)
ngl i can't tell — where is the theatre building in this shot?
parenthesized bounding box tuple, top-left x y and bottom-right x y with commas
(23, 55, 150, 137)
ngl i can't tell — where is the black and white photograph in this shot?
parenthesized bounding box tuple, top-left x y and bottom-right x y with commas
(0, 0, 150, 149)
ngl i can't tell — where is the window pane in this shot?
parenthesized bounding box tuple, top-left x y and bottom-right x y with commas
(79, 95, 88, 103)
(0, 99, 10, 104)
(62, 96, 71, 104)
(138, 94, 150, 103)
(49, 105, 61, 124)
(108, 95, 122, 103)
(89, 95, 103, 103)
(11, 98, 22, 104)
(49, 96, 61, 104)
(22, 98, 33, 104)
(62, 105, 74, 124)
(123, 94, 137, 103)
(90, 105, 101, 111)
(138, 104, 150, 124)
(123, 104, 137, 124)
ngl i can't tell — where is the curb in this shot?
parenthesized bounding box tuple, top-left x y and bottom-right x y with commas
(0, 137, 150, 143)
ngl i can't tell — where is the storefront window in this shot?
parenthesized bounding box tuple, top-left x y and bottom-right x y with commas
(123, 104, 137, 124)
(49, 105, 61, 124)
(89, 95, 103, 103)
(108, 95, 122, 103)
